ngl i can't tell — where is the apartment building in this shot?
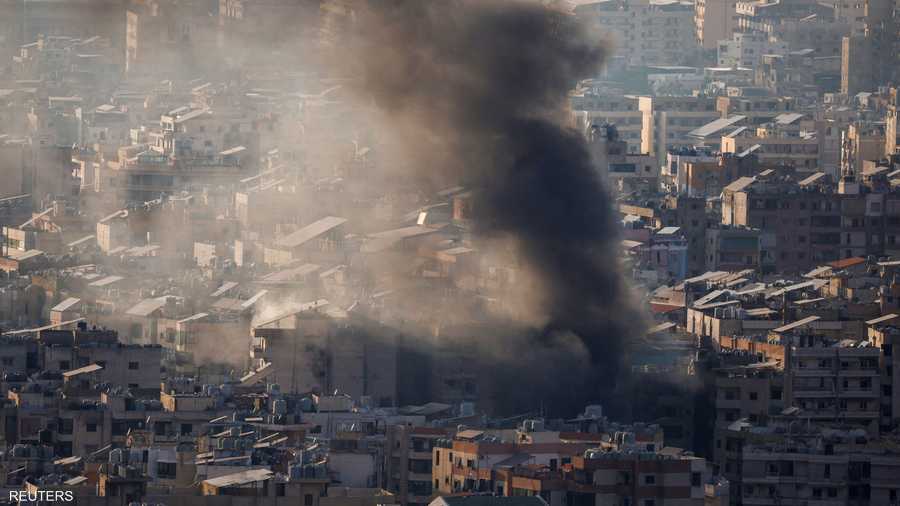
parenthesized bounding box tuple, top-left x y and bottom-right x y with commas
(865, 315, 900, 430)
(639, 96, 720, 164)
(585, 123, 659, 193)
(566, 448, 708, 506)
(787, 333, 883, 435)
(695, 0, 739, 50)
(251, 303, 398, 405)
(432, 432, 594, 497)
(886, 88, 900, 157)
(732, 425, 900, 506)
(679, 151, 759, 197)
(385, 426, 449, 506)
(717, 32, 788, 69)
(716, 96, 798, 126)
(574, 0, 697, 66)
(721, 118, 820, 173)
(705, 226, 768, 273)
(720, 173, 900, 273)
(572, 92, 644, 154)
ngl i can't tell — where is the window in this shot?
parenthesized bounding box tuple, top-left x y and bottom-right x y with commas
(304, 494, 314, 506)
(158, 462, 176, 479)
(128, 361, 139, 370)
(86, 423, 97, 433)
(691, 472, 702, 487)
(59, 360, 70, 370)
(749, 392, 758, 401)
(645, 474, 656, 485)
(435, 451, 440, 465)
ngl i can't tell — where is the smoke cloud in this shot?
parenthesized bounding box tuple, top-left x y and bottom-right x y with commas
(340, 0, 645, 416)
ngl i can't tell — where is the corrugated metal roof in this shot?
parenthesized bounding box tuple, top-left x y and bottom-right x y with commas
(203, 468, 273, 488)
(260, 263, 321, 284)
(456, 430, 484, 440)
(774, 112, 804, 125)
(177, 312, 209, 324)
(241, 290, 268, 309)
(866, 314, 899, 326)
(211, 281, 238, 297)
(51, 297, 81, 312)
(688, 115, 746, 139)
(274, 216, 347, 249)
(803, 265, 832, 278)
(772, 315, 820, 333)
(723, 176, 756, 193)
(693, 289, 725, 307)
(647, 322, 676, 334)
(88, 275, 124, 287)
(362, 226, 438, 253)
(125, 297, 167, 317)
(657, 226, 681, 235)
(62, 363, 103, 378)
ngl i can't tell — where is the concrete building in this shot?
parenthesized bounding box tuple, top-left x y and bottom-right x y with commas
(720, 172, 900, 273)
(585, 123, 659, 193)
(720, 115, 820, 173)
(695, 0, 739, 50)
(251, 302, 398, 405)
(572, 92, 644, 154)
(638, 226, 690, 283)
(639, 96, 720, 164)
(385, 426, 449, 506)
(717, 32, 788, 70)
(574, 0, 698, 66)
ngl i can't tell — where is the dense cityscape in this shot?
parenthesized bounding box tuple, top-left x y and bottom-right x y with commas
(0, 0, 899, 505)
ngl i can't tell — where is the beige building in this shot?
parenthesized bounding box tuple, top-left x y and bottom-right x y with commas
(639, 96, 720, 163)
(575, 0, 698, 66)
(695, 0, 739, 50)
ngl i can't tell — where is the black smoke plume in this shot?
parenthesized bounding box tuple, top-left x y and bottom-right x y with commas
(345, 0, 645, 417)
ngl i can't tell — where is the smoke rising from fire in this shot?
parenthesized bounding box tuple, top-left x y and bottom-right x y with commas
(339, 0, 646, 416)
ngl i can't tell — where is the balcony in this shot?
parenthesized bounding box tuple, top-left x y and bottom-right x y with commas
(793, 388, 835, 398)
(837, 368, 879, 377)
(837, 389, 878, 398)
